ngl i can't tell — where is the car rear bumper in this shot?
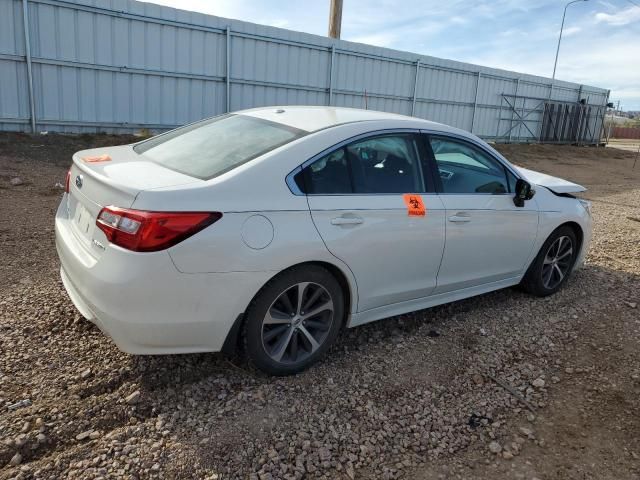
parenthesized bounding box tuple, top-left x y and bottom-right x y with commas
(55, 198, 271, 354)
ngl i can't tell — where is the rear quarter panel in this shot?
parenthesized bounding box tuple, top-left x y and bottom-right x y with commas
(166, 209, 359, 314)
(167, 210, 346, 274)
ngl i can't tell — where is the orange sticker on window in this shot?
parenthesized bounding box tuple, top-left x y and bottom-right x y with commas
(403, 194, 426, 217)
(83, 154, 111, 163)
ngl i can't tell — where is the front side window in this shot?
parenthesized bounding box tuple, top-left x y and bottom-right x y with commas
(429, 137, 512, 194)
(300, 134, 425, 194)
(134, 114, 306, 180)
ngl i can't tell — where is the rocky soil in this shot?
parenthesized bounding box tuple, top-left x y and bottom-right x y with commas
(0, 134, 638, 479)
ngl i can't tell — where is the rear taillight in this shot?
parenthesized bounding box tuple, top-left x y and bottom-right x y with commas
(96, 206, 221, 252)
(65, 169, 71, 193)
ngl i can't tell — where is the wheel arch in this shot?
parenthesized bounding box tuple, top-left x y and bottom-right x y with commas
(523, 220, 585, 278)
(221, 260, 355, 355)
(562, 221, 584, 254)
(305, 260, 354, 318)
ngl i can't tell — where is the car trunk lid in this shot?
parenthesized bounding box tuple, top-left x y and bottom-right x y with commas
(66, 144, 200, 249)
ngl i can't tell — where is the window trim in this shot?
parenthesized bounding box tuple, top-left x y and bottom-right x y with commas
(421, 131, 523, 196)
(285, 128, 435, 196)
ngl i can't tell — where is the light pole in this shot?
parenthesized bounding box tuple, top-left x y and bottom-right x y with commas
(552, 0, 588, 80)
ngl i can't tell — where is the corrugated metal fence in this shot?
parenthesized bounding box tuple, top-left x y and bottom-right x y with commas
(612, 127, 640, 140)
(0, 0, 610, 143)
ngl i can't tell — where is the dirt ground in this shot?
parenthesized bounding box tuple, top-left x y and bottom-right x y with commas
(607, 139, 640, 154)
(0, 133, 638, 479)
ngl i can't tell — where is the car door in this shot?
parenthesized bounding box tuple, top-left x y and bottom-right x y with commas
(298, 131, 446, 312)
(424, 134, 539, 294)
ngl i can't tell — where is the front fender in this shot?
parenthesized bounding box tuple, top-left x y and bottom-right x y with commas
(523, 187, 592, 273)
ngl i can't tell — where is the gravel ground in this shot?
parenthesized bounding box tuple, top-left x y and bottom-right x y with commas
(0, 133, 638, 479)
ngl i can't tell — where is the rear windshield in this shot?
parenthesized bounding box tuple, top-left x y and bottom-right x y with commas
(134, 114, 306, 179)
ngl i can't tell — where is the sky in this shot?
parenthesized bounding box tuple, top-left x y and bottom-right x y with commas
(144, 0, 640, 110)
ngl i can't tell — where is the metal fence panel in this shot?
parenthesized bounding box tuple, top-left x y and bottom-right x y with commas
(0, 0, 27, 130)
(611, 127, 640, 139)
(0, 0, 610, 143)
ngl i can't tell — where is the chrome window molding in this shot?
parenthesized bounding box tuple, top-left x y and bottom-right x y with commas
(284, 127, 524, 197)
(435, 192, 515, 196)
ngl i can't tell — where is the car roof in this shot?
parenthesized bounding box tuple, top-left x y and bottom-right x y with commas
(239, 105, 450, 133)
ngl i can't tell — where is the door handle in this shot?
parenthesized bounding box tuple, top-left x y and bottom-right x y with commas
(448, 212, 471, 223)
(330, 216, 364, 226)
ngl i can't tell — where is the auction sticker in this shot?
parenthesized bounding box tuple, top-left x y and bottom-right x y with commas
(83, 154, 112, 163)
(403, 194, 426, 217)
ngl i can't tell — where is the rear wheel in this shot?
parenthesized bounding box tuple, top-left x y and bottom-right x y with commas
(521, 225, 578, 296)
(244, 265, 344, 375)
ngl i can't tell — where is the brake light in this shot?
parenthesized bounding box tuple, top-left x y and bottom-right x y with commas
(96, 206, 221, 252)
(65, 169, 71, 193)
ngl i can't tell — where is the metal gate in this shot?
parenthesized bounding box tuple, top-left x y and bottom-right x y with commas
(495, 92, 607, 145)
(540, 102, 599, 144)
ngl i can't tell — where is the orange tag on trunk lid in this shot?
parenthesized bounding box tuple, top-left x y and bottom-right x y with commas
(83, 154, 111, 163)
(403, 194, 426, 216)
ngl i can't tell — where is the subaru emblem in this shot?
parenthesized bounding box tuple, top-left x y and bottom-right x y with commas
(75, 175, 83, 189)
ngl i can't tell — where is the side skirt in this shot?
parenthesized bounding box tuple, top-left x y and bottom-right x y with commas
(347, 276, 522, 328)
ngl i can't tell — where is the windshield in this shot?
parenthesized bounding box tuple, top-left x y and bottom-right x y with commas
(134, 114, 306, 179)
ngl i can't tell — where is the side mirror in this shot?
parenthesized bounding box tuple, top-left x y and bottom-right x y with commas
(513, 179, 535, 207)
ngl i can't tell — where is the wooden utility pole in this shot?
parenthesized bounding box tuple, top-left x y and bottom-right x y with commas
(328, 0, 343, 39)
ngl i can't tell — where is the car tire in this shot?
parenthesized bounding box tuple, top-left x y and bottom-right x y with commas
(521, 225, 579, 297)
(243, 265, 345, 376)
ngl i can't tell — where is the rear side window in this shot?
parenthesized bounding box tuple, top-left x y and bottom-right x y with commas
(299, 134, 426, 194)
(306, 149, 351, 194)
(134, 114, 306, 180)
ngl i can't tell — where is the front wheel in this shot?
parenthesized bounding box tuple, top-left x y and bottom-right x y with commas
(521, 225, 579, 296)
(244, 265, 344, 375)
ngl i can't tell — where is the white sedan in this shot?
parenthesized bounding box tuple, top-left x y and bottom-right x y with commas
(55, 106, 592, 375)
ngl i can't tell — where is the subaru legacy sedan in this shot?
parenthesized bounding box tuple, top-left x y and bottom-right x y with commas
(55, 106, 592, 375)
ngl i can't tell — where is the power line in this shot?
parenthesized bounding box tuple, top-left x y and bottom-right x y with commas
(624, 0, 640, 8)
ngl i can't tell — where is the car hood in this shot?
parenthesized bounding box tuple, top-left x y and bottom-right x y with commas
(515, 167, 586, 194)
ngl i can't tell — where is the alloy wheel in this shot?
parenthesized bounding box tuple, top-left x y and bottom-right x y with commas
(542, 235, 573, 289)
(261, 282, 334, 364)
